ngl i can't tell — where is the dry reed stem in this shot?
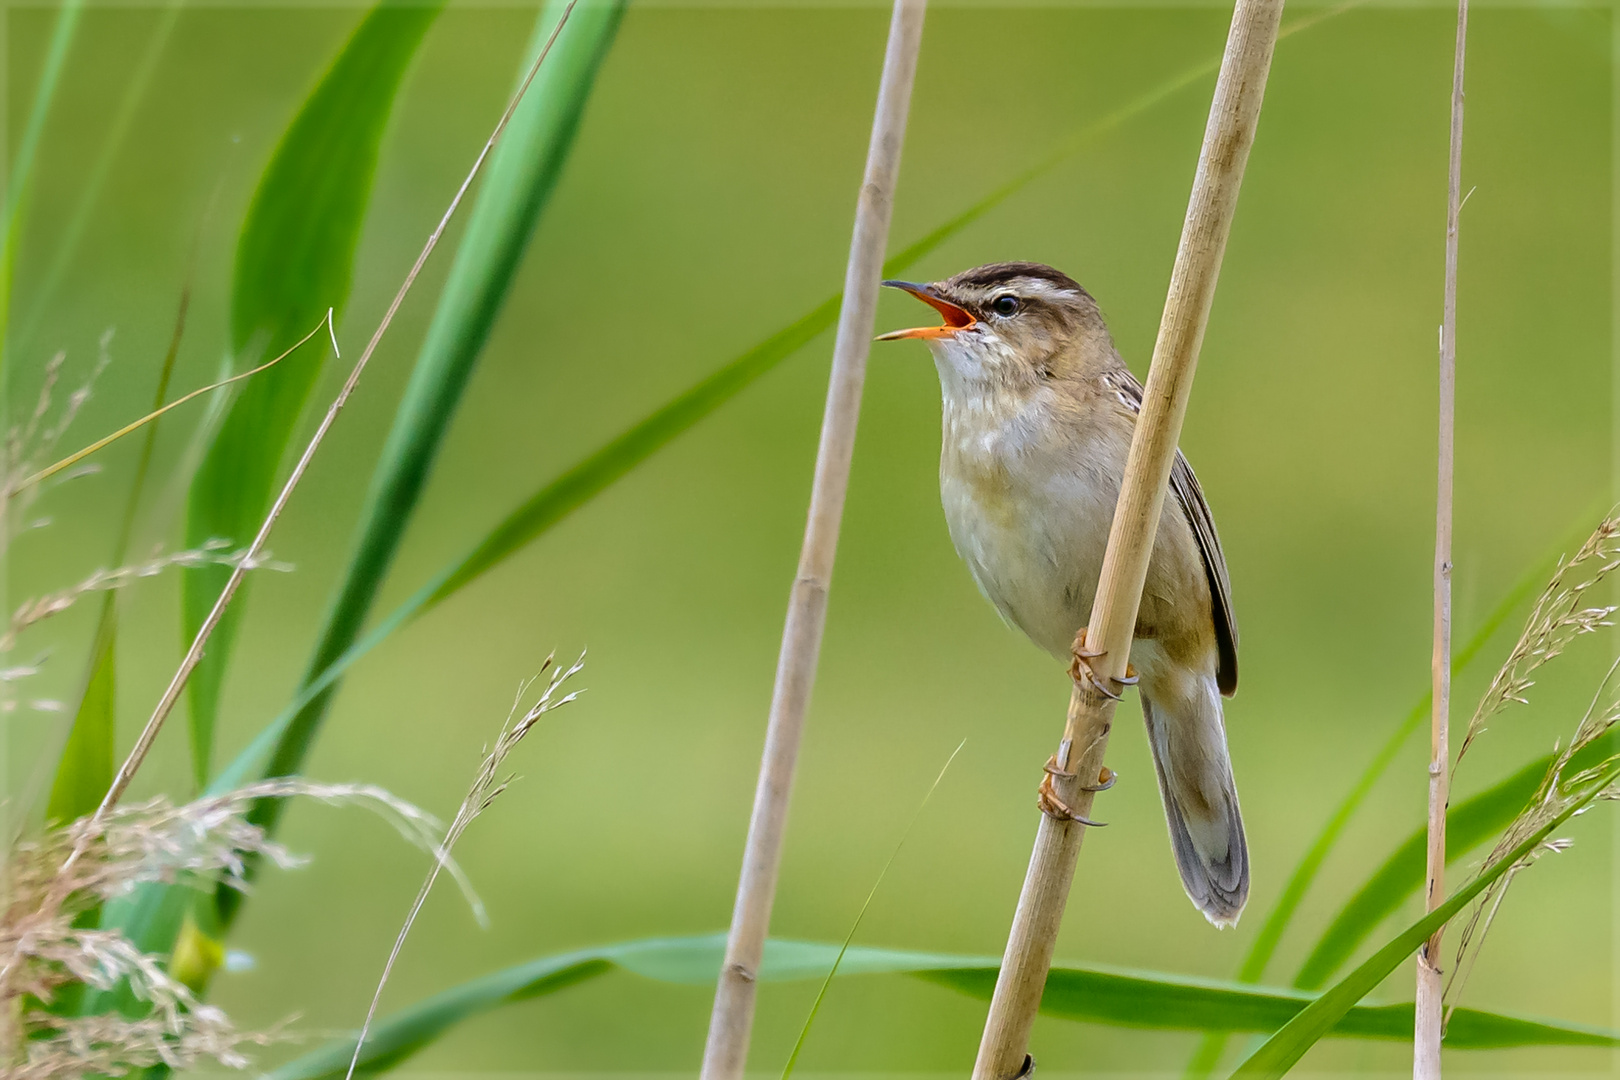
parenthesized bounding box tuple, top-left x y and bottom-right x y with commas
(342, 654, 583, 1080)
(1416, 4, 1467, 1076)
(27, 0, 579, 915)
(969, 4, 1283, 1075)
(698, 3, 925, 1074)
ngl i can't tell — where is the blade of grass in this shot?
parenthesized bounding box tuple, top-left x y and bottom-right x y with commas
(0, 0, 83, 380)
(781, 740, 963, 1079)
(181, 0, 443, 788)
(1183, 506, 1594, 1077)
(44, 606, 116, 824)
(238, 0, 625, 905)
(267, 934, 1620, 1080)
(1228, 758, 1620, 1079)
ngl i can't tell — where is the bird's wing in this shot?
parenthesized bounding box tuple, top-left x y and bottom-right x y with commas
(1099, 368, 1239, 695)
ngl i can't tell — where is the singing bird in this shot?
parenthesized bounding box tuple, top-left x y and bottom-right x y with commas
(878, 262, 1248, 926)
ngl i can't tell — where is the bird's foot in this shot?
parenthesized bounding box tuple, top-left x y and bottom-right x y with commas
(1037, 757, 1113, 825)
(1068, 628, 1138, 701)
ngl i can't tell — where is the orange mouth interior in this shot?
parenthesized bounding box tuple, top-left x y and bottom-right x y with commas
(876, 283, 976, 341)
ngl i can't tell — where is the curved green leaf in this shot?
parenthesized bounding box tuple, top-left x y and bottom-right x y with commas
(46, 600, 116, 823)
(232, 0, 627, 894)
(181, 0, 443, 788)
(1230, 759, 1620, 1079)
(0, 0, 83, 378)
(269, 935, 1620, 1080)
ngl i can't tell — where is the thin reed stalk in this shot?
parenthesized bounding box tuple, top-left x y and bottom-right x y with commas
(698, 3, 925, 1075)
(1417, 5, 1467, 1076)
(970, 3, 1283, 1075)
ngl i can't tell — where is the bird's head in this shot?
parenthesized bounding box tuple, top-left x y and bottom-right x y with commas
(877, 262, 1110, 392)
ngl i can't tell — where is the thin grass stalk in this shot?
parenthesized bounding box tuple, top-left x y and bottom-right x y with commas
(970, 4, 1283, 1075)
(698, 3, 925, 1075)
(3, 5, 580, 963)
(1416, 5, 1467, 1075)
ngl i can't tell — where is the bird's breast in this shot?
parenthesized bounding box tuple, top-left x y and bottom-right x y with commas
(939, 393, 1124, 659)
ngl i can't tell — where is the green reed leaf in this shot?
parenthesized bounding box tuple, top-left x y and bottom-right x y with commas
(269, 934, 1620, 1080)
(45, 600, 116, 824)
(0, 0, 83, 379)
(180, 0, 442, 789)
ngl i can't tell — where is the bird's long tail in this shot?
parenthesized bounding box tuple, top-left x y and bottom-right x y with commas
(1140, 685, 1248, 927)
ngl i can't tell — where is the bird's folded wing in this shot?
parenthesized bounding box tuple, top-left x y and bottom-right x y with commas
(1169, 453, 1239, 696)
(1098, 366, 1239, 695)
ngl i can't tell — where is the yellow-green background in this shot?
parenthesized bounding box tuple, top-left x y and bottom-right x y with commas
(4, 1, 1616, 1073)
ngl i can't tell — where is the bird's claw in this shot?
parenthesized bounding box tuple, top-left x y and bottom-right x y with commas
(1037, 756, 1109, 826)
(1083, 765, 1117, 792)
(1068, 630, 1137, 700)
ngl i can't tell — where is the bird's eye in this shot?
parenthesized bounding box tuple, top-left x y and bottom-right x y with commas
(991, 294, 1020, 317)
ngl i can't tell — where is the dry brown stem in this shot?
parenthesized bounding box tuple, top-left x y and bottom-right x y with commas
(699, 3, 925, 1075)
(1416, 2, 1468, 1074)
(969, 3, 1283, 1075)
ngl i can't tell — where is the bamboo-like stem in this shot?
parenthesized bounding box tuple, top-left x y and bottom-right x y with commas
(1416, 2, 1467, 1076)
(969, 3, 1282, 1075)
(698, 3, 925, 1075)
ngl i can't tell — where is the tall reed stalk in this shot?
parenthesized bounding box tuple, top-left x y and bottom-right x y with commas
(698, 2, 925, 1074)
(1417, 3, 1467, 1076)
(970, 3, 1282, 1075)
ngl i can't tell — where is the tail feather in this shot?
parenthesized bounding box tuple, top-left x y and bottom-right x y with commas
(1140, 690, 1248, 927)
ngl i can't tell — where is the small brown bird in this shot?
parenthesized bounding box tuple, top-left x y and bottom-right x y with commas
(878, 261, 1248, 926)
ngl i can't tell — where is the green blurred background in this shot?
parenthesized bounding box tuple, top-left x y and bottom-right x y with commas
(4, 0, 1617, 1073)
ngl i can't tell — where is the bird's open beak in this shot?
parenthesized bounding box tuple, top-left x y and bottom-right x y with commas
(875, 280, 976, 341)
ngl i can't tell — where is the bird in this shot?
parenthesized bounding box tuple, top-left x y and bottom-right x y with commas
(876, 261, 1248, 927)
